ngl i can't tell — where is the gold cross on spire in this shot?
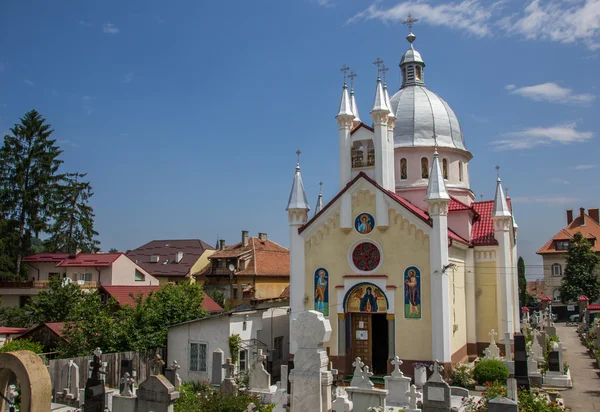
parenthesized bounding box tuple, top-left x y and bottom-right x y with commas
(403, 14, 419, 32)
(373, 57, 384, 76)
(348, 71, 357, 89)
(340, 64, 350, 84)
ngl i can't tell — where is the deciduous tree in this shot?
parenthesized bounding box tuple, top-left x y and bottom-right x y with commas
(26, 277, 85, 323)
(560, 232, 600, 303)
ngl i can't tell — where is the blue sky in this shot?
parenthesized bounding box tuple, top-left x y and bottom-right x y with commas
(0, 0, 598, 278)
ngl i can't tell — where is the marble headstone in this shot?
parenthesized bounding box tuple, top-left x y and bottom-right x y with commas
(422, 360, 450, 412)
(384, 356, 411, 407)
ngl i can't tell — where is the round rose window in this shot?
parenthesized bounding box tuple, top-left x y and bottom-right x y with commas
(352, 242, 381, 272)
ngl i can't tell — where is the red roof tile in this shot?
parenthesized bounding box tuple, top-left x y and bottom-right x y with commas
(126, 239, 214, 278)
(279, 285, 290, 299)
(537, 211, 600, 255)
(588, 304, 600, 310)
(201, 294, 224, 313)
(22, 253, 70, 263)
(470, 199, 512, 246)
(0, 327, 28, 335)
(45, 322, 65, 337)
(57, 253, 122, 267)
(448, 197, 473, 212)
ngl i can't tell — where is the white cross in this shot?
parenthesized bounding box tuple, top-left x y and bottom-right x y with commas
(93, 347, 102, 358)
(489, 329, 498, 344)
(391, 356, 404, 377)
(352, 357, 364, 375)
(223, 358, 235, 379)
(406, 384, 420, 408)
(501, 332, 513, 360)
(257, 349, 267, 363)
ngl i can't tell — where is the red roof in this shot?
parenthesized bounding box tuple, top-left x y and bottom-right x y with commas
(0, 327, 28, 335)
(470, 199, 512, 246)
(22, 253, 70, 263)
(45, 322, 65, 337)
(521, 306, 530, 312)
(526, 280, 545, 300)
(588, 304, 600, 311)
(279, 285, 290, 299)
(542, 296, 552, 301)
(100, 285, 223, 313)
(537, 210, 600, 255)
(448, 197, 473, 212)
(578, 295, 589, 301)
(57, 253, 122, 267)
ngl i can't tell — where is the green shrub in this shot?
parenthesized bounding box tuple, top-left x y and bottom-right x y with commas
(175, 381, 272, 412)
(0, 339, 43, 354)
(450, 362, 475, 388)
(472, 359, 509, 385)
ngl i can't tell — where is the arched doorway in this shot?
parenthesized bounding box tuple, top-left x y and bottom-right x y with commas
(343, 283, 389, 375)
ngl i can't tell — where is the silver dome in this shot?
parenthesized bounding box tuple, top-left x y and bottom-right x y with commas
(400, 48, 423, 65)
(389, 85, 467, 151)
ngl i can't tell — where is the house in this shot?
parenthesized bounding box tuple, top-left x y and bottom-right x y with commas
(98, 285, 224, 313)
(537, 207, 600, 318)
(126, 239, 216, 284)
(195, 231, 290, 307)
(16, 322, 66, 353)
(0, 252, 159, 308)
(526, 280, 545, 301)
(167, 305, 289, 383)
(0, 327, 28, 347)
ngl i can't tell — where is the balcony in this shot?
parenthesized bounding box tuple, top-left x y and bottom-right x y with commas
(0, 280, 99, 289)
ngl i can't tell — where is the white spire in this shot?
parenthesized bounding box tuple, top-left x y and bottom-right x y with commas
(286, 151, 310, 211)
(493, 177, 511, 218)
(383, 84, 395, 119)
(425, 148, 450, 201)
(371, 77, 390, 113)
(337, 84, 354, 118)
(314, 182, 324, 216)
(350, 89, 361, 122)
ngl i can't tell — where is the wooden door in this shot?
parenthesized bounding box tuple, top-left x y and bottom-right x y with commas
(351, 314, 372, 369)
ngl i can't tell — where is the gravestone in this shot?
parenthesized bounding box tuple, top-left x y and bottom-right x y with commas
(384, 356, 411, 407)
(483, 330, 501, 360)
(120, 359, 133, 392)
(136, 375, 180, 412)
(513, 334, 529, 390)
(500, 332, 514, 374)
(84, 348, 106, 412)
(164, 360, 182, 390)
(249, 349, 272, 390)
(272, 381, 289, 412)
(544, 343, 572, 387)
(506, 378, 517, 403)
(537, 331, 547, 351)
(405, 384, 422, 412)
(488, 397, 517, 412)
(280, 364, 288, 389)
(212, 348, 224, 386)
(288, 310, 333, 412)
(530, 330, 544, 363)
(346, 357, 388, 411)
(220, 358, 238, 395)
(112, 372, 137, 412)
(547, 351, 560, 372)
(422, 360, 450, 412)
(56, 359, 80, 405)
(332, 387, 353, 412)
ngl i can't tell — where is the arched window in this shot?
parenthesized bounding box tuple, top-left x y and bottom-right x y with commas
(553, 289, 561, 301)
(415, 66, 422, 81)
(421, 158, 429, 179)
(400, 158, 407, 180)
(552, 263, 562, 277)
(459, 161, 464, 182)
(442, 158, 449, 180)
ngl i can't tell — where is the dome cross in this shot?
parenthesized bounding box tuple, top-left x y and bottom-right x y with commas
(372, 57, 384, 76)
(348, 71, 357, 89)
(340, 64, 350, 84)
(402, 14, 419, 32)
(380, 64, 389, 85)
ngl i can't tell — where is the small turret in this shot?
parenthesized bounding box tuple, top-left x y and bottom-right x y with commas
(425, 148, 450, 201)
(286, 151, 310, 212)
(492, 177, 511, 218)
(314, 182, 324, 216)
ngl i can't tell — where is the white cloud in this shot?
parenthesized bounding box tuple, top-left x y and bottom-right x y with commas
(508, 82, 595, 104)
(103, 23, 120, 34)
(58, 139, 80, 148)
(575, 164, 597, 170)
(550, 177, 571, 185)
(348, 0, 600, 50)
(314, 0, 334, 6)
(122, 72, 134, 84)
(24, 80, 34, 87)
(505, 84, 516, 90)
(493, 123, 594, 149)
(511, 196, 581, 205)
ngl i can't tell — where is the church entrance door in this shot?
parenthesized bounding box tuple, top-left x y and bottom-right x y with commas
(350, 313, 388, 375)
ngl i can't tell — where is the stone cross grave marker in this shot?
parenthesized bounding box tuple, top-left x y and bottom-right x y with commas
(385, 355, 411, 407)
(501, 332, 513, 361)
(530, 331, 544, 362)
(405, 384, 421, 412)
(271, 381, 289, 412)
(484, 329, 501, 360)
(249, 348, 272, 391)
(84, 348, 106, 412)
(220, 357, 238, 395)
(332, 387, 353, 412)
(164, 360, 182, 390)
(507, 378, 518, 402)
(423, 360, 450, 412)
(350, 357, 366, 387)
(119, 372, 135, 397)
(150, 351, 165, 375)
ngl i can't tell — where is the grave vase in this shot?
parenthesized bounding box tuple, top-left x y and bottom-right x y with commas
(414, 366, 427, 389)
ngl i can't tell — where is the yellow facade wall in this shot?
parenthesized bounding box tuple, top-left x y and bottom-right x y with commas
(449, 253, 468, 357)
(190, 249, 217, 276)
(303, 188, 433, 361)
(475, 260, 498, 344)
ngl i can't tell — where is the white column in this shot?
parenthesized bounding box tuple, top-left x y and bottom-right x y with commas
(494, 217, 514, 338)
(429, 201, 452, 362)
(373, 111, 388, 188)
(387, 117, 396, 192)
(376, 191, 389, 229)
(465, 248, 477, 346)
(289, 210, 307, 354)
(512, 237, 520, 332)
(338, 117, 353, 190)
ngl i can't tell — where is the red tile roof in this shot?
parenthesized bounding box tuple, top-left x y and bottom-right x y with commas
(470, 199, 512, 246)
(126, 239, 215, 278)
(588, 304, 600, 311)
(526, 280, 545, 300)
(45, 322, 65, 337)
(279, 285, 290, 299)
(100, 285, 223, 313)
(537, 211, 600, 255)
(22, 253, 70, 263)
(0, 327, 28, 335)
(57, 253, 122, 267)
(448, 197, 473, 212)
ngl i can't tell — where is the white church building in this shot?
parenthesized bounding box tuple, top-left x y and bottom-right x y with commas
(286, 25, 519, 376)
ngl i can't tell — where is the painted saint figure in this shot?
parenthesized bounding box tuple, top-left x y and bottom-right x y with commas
(360, 287, 378, 312)
(404, 267, 421, 318)
(355, 213, 374, 234)
(314, 268, 329, 315)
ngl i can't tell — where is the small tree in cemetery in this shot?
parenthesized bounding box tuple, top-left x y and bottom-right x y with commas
(26, 276, 86, 323)
(518, 256, 531, 307)
(560, 232, 600, 303)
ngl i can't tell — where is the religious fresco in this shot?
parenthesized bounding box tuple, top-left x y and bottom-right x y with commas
(345, 283, 387, 313)
(314, 268, 329, 316)
(354, 213, 375, 235)
(404, 266, 421, 319)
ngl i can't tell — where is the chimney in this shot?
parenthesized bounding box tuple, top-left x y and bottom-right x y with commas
(242, 230, 249, 247)
(175, 251, 184, 263)
(566, 209, 573, 225)
(219, 239, 226, 250)
(580, 207, 586, 225)
(258, 232, 268, 241)
(589, 208, 599, 224)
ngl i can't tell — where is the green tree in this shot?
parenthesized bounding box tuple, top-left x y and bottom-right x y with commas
(0, 110, 63, 276)
(207, 288, 226, 308)
(108, 248, 119, 253)
(45, 172, 100, 253)
(26, 277, 85, 323)
(518, 256, 531, 307)
(0, 305, 32, 328)
(0, 219, 21, 279)
(0, 338, 43, 354)
(560, 232, 600, 303)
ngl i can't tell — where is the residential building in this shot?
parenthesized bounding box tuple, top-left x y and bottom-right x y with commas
(126, 239, 215, 284)
(0, 252, 158, 308)
(99, 285, 224, 313)
(0, 327, 28, 347)
(167, 306, 289, 383)
(537, 207, 600, 318)
(526, 280, 545, 301)
(195, 231, 289, 307)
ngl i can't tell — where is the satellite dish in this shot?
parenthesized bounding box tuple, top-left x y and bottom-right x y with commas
(228, 263, 235, 272)
(61, 277, 72, 287)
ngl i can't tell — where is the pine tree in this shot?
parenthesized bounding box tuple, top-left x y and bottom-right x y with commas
(0, 110, 63, 277)
(45, 172, 100, 253)
(560, 232, 600, 303)
(518, 256, 531, 307)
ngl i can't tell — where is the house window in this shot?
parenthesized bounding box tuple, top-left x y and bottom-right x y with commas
(77, 273, 92, 282)
(415, 66, 422, 81)
(459, 161, 464, 182)
(274, 336, 284, 361)
(239, 349, 248, 372)
(233, 285, 238, 300)
(421, 158, 429, 179)
(555, 241, 570, 250)
(400, 158, 407, 180)
(552, 263, 562, 277)
(552, 289, 561, 302)
(189, 342, 207, 372)
(134, 270, 145, 281)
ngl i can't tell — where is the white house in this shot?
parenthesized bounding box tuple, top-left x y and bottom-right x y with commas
(167, 306, 289, 383)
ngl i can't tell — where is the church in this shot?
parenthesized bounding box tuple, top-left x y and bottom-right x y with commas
(285, 23, 520, 376)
